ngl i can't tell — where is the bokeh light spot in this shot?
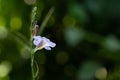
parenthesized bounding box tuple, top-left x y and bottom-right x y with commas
(0, 61, 12, 78)
(24, 0, 36, 5)
(77, 61, 101, 80)
(20, 46, 30, 59)
(0, 26, 8, 39)
(102, 35, 120, 51)
(95, 67, 107, 79)
(56, 52, 69, 65)
(64, 27, 85, 46)
(10, 16, 22, 31)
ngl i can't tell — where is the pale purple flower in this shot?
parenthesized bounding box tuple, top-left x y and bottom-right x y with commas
(33, 36, 56, 50)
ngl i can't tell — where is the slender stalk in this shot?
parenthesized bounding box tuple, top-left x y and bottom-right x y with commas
(38, 7, 55, 35)
(30, 32, 35, 80)
(31, 51, 35, 80)
(30, 6, 37, 80)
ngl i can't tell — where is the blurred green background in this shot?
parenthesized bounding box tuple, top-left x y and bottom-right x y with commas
(0, 0, 120, 80)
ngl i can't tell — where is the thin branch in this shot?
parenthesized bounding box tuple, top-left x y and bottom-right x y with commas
(39, 7, 55, 35)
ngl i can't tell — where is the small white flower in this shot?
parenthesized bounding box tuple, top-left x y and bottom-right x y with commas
(33, 36, 56, 51)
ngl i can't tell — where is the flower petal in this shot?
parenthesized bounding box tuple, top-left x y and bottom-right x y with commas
(33, 36, 56, 51)
(33, 36, 42, 46)
(50, 42, 56, 47)
(44, 46, 51, 50)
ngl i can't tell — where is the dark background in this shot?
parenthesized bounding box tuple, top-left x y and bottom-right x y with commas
(0, 0, 120, 80)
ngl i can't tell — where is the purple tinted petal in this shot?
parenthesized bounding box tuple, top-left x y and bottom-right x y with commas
(42, 37, 56, 47)
(44, 46, 51, 50)
(33, 36, 42, 40)
(50, 42, 56, 47)
(33, 36, 42, 46)
(42, 37, 50, 43)
(33, 40, 40, 46)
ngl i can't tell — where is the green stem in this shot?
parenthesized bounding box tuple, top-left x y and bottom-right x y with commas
(31, 51, 35, 80)
(30, 6, 37, 80)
